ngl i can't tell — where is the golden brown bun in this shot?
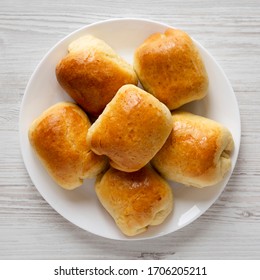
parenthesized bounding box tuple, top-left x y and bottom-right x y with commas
(95, 165, 173, 236)
(28, 102, 107, 190)
(56, 35, 138, 117)
(87, 84, 172, 172)
(134, 28, 209, 110)
(151, 111, 234, 188)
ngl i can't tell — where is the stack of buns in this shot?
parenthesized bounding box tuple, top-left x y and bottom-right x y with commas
(28, 28, 234, 236)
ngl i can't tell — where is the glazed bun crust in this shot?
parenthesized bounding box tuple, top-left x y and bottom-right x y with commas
(56, 35, 138, 117)
(134, 28, 209, 110)
(95, 165, 173, 236)
(87, 84, 173, 172)
(151, 111, 234, 188)
(28, 102, 107, 190)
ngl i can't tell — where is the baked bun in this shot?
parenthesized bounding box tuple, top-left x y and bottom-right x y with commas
(151, 111, 234, 188)
(134, 28, 209, 110)
(28, 102, 107, 190)
(87, 84, 172, 172)
(95, 165, 173, 236)
(56, 35, 138, 117)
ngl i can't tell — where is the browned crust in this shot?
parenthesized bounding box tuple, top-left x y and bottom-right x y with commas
(28, 102, 107, 189)
(134, 28, 209, 110)
(95, 165, 173, 236)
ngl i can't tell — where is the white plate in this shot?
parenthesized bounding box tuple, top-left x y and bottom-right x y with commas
(19, 18, 241, 240)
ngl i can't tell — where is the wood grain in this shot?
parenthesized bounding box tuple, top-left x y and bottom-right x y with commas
(0, 0, 260, 259)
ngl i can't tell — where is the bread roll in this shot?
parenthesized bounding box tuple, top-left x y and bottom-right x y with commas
(134, 28, 209, 110)
(28, 102, 107, 190)
(56, 35, 138, 117)
(87, 84, 172, 172)
(95, 165, 173, 236)
(151, 111, 234, 188)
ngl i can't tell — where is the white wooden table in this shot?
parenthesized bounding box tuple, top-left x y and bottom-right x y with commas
(1, 0, 260, 259)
